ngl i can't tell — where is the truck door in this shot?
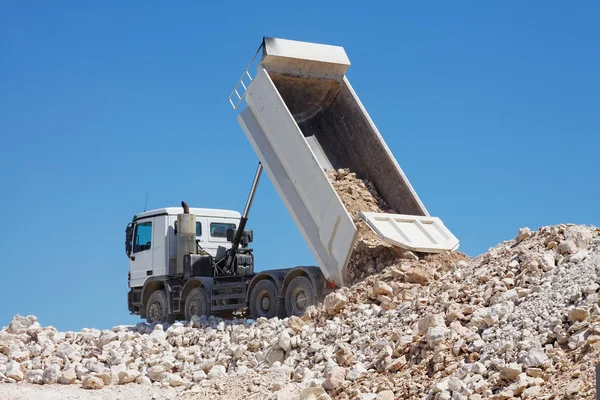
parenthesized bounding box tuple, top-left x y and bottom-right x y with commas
(129, 217, 154, 287)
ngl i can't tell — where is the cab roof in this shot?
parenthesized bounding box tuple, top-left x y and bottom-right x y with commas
(133, 207, 241, 221)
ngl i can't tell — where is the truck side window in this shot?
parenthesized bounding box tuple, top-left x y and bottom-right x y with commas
(133, 222, 152, 253)
(174, 221, 202, 237)
(210, 223, 236, 238)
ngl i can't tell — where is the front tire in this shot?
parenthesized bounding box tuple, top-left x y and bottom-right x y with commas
(184, 287, 209, 321)
(285, 276, 316, 317)
(146, 290, 174, 324)
(249, 279, 283, 319)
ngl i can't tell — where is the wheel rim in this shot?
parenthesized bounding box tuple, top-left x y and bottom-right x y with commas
(292, 288, 308, 312)
(188, 299, 203, 317)
(258, 290, 272, 315)
(148, 302, 163, 322)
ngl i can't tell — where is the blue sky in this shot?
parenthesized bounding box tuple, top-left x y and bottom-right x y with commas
(1, 2, 598, 332)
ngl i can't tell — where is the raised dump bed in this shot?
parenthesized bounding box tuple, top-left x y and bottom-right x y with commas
(230, 37, 459, 287)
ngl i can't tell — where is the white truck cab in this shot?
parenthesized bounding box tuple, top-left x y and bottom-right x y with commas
(125, 199, 334, 324)
(126, 207, 241, 288)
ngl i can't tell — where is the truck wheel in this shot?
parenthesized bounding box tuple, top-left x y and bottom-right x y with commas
(185, 287, 209, 321)
(250, 279, 283, 319)
(146, 290, 174, 324)
(285, 276, 316, 317)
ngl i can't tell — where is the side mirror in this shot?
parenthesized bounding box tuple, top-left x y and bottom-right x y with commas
(226, 228, 235, 242)
(244, 229, 253, 244)
(125, 223, 133, 256)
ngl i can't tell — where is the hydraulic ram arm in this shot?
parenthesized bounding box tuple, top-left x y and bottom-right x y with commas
(226, 162, 263, 269)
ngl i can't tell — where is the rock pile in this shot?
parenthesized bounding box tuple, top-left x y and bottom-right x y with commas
(325, 168, 422, 285)
(2, 169, 600, 399)
(2, 223, 600, 399)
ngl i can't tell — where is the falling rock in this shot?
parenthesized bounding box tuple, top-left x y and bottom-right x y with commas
(569, 307, 590, 322)
(407, 268, 431, 285)
(322, 366, 346, 390)
(324, 293, 347, 315)
(372, 282, 393, 298)
(42, 364, 61, 384)
(82, 375, 105, 390)
(59, 369, 77, 384)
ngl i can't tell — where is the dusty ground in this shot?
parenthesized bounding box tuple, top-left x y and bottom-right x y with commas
(0, 383, 185, 400)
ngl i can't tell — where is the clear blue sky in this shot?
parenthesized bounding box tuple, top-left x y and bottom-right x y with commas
(1, 2, 598, 332)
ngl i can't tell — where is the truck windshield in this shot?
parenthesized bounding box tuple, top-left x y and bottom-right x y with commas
(134, 221, 152, 253)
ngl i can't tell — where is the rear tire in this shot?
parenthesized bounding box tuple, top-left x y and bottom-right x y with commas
(249, 279, 284, 319)
(146, 290, 175, 324)
(285, 276, 316, 317)
(184, 287, 209, 321)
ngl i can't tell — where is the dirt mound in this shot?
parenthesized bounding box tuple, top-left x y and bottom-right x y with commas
(326, 168, 436, 285)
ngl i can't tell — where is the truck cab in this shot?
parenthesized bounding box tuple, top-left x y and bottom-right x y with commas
(125, 207, 241, 288)
(125, 204, 334, 324)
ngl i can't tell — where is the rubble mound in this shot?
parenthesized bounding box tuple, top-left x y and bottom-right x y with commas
(2, 169, 600, 399)
(326, 168, 438, 285)
(2, 223, 599, 399)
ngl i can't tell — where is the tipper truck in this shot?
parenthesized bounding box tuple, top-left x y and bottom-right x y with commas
(125, 37, 460, 324)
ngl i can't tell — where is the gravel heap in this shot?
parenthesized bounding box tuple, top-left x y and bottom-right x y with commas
(325, 168, 422, 285)
(2, 169, 600, 399)
(2, 223, 599, 399)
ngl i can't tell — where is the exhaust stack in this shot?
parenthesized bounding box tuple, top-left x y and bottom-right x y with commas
(176, 201, 196, 276)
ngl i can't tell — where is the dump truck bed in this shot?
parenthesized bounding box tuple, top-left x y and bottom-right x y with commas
(232, 37, 458, 287)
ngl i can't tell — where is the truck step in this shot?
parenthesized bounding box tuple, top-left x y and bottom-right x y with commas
(212, 293, 246, 301)
(211, 302, 245, 312)
(212, 281, 246, 290)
